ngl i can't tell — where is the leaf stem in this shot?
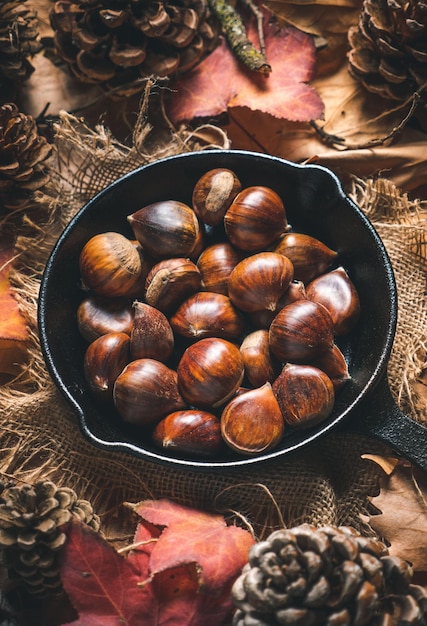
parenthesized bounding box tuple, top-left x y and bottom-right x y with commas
(117, 538, 159, 554)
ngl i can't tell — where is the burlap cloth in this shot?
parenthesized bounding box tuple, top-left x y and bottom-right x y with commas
(1, 105, 427, 541)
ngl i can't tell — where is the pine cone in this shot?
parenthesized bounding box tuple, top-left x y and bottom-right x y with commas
(232, 524, 427, 626)
(0, 102, 52, 215)
(347, 0, 427, 102)
(0, 0, 42, 100)
(0, 480, 100, 598)
(49, 0, 220, 97)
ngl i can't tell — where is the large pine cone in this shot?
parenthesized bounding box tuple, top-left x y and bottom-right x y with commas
(347, 0, 427, 102)
(232, 524, 427, 625)
(0, 480, 100, 598)
(0, 103, 52, 215)
(0, 0, 42, 99)
(49, 0, 220, 96)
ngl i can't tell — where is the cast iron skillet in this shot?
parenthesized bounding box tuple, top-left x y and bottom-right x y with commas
(38, 150, 427, 472)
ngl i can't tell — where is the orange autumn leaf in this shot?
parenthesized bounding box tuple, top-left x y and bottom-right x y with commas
(167, 8, 324, 124)
(0, 244, 28, 378)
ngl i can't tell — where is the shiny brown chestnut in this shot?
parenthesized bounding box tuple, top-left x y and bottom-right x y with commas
(153, 410, 223, 458)
(192, 168, 242, 226)
(144, 258, 201, 314)
(127, 200, 200, 259)
(273, 232, 337, 284)
(250, 280, 307, 329)
(269, 300, 334, 362)
(228, 252, 294, 313)
(224, 186, 288, 251)
(240, 330, 280, 388)
(310, 343, 351, 391)
(79, 232, 142, 297)
(272, 363, 335, 429)
(84, 332, 130, 404)
(170, 291, 245, 340)
(125, 240, 154, 299)
(197, 242, 242, 296)
(77, 295, 134, 343)
(305, 266, 360, 336)
(177, 337, 244, 408)
(130, 301, 174, 362)
(113, 358, 186, 427)
(221, 383, 284, 455)
(188, 220, 205, 262)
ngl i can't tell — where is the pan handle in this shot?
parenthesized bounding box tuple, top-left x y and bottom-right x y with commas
(345, 376, 427, 472)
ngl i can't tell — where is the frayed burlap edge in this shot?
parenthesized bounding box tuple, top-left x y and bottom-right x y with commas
(1, 106, 426, 540)
(349, 177, 427, 422)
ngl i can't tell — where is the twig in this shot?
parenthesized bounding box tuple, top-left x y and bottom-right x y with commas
(311, 89, 424, 151)
(239, 0, 267, 57)
(207, 0, 271, 74)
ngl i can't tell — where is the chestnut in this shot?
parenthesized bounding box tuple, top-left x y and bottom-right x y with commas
(272, 363, 335, 429)
(250, 280, 307, 329)
(79, 232, 142, 297)
(240, 330, 280, 388)
(188, 220, 206, 261)
(305, 266, 360, 335)
(197, 242, 242, 296)
(144, 258, 201, 314)
(127, 200, 200, 259)
(228, 252, 294, 313)
(77, 295, 134, 343)
(84, 332, 130, 404)
(130, 301, 174, 362)
(310, 343, 351, 391)
(177, 337, 244, 408)
(126, 240, 154, 299)
(221, 383, 284, 455)
(170, 291, 245, 340)
(273, 232, 337, 285)
(224, 186, 288, 251)
(153, 410, 223, 457)
(192, 168, 242, 226)
(269, 300, 334, 363)
(113, 359, 186, 427)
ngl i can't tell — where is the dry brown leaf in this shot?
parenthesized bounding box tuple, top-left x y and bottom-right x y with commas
(266, 1, 360, 36)
(225, 62, 427, 192)
(364, 456, 427, 572)
(361, 454, 400, 475)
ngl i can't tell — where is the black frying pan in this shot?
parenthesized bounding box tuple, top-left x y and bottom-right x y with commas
(37, 150, 427, 472)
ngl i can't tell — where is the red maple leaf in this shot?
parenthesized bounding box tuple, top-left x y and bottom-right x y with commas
(129, 499, 254, 595)
(60, 519, 152, 625)
(167, 8, 324, 124)
(60, 500, 255, 625)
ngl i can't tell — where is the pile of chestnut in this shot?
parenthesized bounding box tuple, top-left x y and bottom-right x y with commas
(77, 167, 360, 460)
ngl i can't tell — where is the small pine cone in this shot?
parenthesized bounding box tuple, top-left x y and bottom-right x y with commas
(347, 0, 427, 103)
(231, 524, 427, 626)
(0, 102, 52, 215)
(49, 0, 220, 97)
(0, 0, 42, 99)
(0, 480, 100, 598)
